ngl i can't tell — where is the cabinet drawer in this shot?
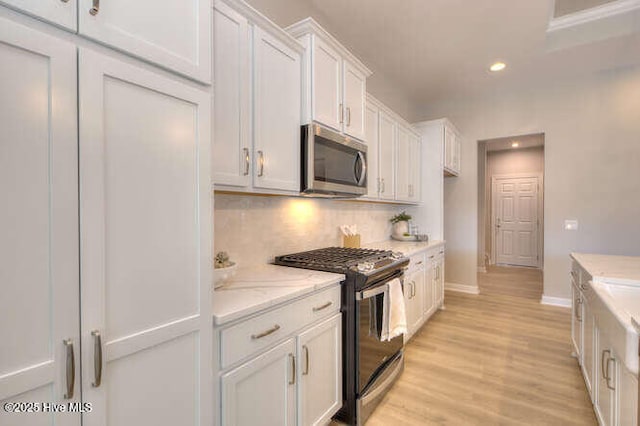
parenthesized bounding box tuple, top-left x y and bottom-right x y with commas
(407, 253, 426, 274)
(220, 285, 340, 369)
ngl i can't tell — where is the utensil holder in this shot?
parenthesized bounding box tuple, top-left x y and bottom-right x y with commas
(343, 234, 361, 248)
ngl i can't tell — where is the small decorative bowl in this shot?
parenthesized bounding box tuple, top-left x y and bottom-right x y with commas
(213, 262, 237, 289)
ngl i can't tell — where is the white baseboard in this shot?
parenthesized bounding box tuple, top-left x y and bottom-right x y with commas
(540, 295, 571, 308)
(477, 266, 487, 273)
(445, 282, 480, 295)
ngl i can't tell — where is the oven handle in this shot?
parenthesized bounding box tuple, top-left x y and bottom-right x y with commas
(356, 275, 404, 301)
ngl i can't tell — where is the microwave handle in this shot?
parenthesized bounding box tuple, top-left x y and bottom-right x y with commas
(355, 151, 367, 186)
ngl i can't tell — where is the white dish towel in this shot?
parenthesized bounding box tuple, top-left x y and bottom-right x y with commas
(380, 278, 407, 341)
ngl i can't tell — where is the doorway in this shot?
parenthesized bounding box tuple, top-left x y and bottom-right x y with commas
(477, 134, 544, 271)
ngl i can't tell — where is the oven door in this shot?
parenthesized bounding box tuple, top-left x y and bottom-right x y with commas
(356, 276, 404, 394)
(302, 123, 367, 196)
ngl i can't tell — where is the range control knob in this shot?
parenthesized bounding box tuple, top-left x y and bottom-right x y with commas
(356, 262, 374, 272)
(390, 251, 404, 260)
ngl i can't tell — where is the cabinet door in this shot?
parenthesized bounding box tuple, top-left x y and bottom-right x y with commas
(571, 283, 583, 362)
(404, 269, 425, 339)
(222, 339, 297, 426)
(253, 26, 301, 192)
(453, 134, 461, 174)
(77, 0, 211, 82)
(364, 103, 379, 198)
(343, 60, 366, 140)
(434, 259, 445, 308)
(582, 298, 595, 400)
(0, 20, 80, 426)
(298, 314, 342, 426)
(409, 133, 421, 203)
(311, 37, 342, 132)
(595, 329, 616, 426)
(212, 2, 251, 188)
(423, 264, 435, 318)
(0, 0, 76, 30)
(619, 366, 638, 426)
(444, 125, 454, 172)
(378, 111, 396, 200)
(78, 49, 212, 426)
(395, 126, 411, 202)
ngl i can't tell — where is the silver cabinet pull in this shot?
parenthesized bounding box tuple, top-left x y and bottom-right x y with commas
(415, 261, 423, 266)
(257, 150, 264, 177)
(91, 330, 102, 388)
(251, 324, 280, 340)
(380, 178, 385, 194)
(606, 356, 616, 390)
(312, 301, 332, 312)
(89, 0, 99, 15)
(411, 281, 416, 298)
(346, 107, 351, 126)
(288, 353, 296, 385)
(61, 0, 70, 3)
(339, 103, 344, 124)
(429, 255, 435, 259)
(243, 148, 250, 176)
(601, 349, 610, 380)
(302, 345, 309, 375)
(63, 339, 75, 399)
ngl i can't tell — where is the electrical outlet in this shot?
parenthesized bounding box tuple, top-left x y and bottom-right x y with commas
(564, 220, 578, 231)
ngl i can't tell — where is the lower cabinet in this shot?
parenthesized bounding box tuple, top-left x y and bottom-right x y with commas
(433, 252, 445, 310)
(404, 259, 426, 340)
(582, 296, 595, 400)
(595, 328, 617, 426)
(217, 287, 342, 426)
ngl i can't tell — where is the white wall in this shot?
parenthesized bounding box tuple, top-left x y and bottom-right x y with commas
(418, 64, 640, 299)
(214, 194, 405, 266)
(483, 147, 545, 264)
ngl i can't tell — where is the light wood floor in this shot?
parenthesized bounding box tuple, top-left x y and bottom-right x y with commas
(366, 266, 597, 425)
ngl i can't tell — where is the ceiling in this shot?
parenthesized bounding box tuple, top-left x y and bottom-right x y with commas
(248, 0, 640, 115)
(483, 133, 545, 152)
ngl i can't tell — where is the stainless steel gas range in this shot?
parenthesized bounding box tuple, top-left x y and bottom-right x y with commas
(275, 247, 409, 425)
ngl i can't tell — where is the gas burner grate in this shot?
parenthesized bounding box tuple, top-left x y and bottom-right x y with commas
(274, 247, 393, 274)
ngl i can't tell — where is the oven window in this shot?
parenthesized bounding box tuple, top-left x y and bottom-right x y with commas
(357, 289, 403, 393)
(314, 137, 365, 187)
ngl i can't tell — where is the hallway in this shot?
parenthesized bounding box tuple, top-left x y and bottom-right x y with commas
(366, 266, 596, 425)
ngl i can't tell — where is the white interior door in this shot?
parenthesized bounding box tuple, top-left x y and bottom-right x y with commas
(78, 48, 212, 426)
(493, 176, 540, 267)
(0, 19, 79, 426)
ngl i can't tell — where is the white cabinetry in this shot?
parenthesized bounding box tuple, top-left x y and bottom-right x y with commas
(418, 118, 461, 177)
(365, 95, 421, 204)
(216, 287, 342, 426)
(596, 328, 617, 426)
(212, 0, 303, 194)
(571, 276, 583, 361)
(0, 0, 77, 30)
(432, 250, 445, 310)
(0, 19, 79, 426)
(287, 18, 371, 141)
(78, 0, 211, 82)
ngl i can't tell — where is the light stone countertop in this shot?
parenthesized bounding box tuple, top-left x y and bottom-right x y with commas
(364, 239, 445, 257)
(571, 252, 640, 286)
(212, 264, 344, 326)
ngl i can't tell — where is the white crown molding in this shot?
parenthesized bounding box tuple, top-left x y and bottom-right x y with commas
(216, 0, 304, 53)
(548, 0, 640, 32)
(540, 295, 571, 308)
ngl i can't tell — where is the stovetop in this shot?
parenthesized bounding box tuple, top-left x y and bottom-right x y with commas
(274, 247, 406, 275)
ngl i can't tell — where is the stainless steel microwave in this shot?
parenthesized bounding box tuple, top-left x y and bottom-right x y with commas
(301, 123, 367, 197)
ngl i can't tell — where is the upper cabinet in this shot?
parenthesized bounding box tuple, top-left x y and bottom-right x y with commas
(1, 0, 212, 82)
(212, 0, 303, 194)
(287, 18, 371, 141)
(77, 0, 211, 82)
(0, 0, 77, 30)
(443, 121, 461, 176)
(366, 94, 421, 205)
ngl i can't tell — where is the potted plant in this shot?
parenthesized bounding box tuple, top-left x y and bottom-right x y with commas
(390, 211, 412, 239)
(213, 251, 237, 289)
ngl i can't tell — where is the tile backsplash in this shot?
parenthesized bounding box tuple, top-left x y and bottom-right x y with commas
(214, 193, 405, 267)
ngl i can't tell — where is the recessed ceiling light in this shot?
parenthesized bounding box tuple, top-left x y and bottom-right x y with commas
(511, 142, 519, 148)
(490, 62, 506, 72)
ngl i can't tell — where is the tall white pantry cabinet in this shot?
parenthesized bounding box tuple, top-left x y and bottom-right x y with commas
(0, 3, 213, 426)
